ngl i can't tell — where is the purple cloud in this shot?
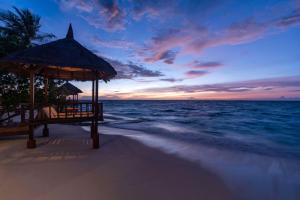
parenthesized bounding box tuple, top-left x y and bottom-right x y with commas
(276, 9, 300, 27)
(188, 61, 223, 69)
(97, 0, 125, 30)
(144, 19, 267, 61)
(58, 0, 93, 12)
(142, 8, 300, 63)
(138, 76, 300, 94)
(57, 0, 300, 70)
(144, 49, 177, 64)
(104, 58, 163, 79)
(185, 70, 209, 78)
(58, 0, 125, 31)
(159, 78, 183, 83)
(131, 0, 176, 20)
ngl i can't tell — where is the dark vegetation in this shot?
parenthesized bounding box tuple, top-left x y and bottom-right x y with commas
(0, 7, 64, 115)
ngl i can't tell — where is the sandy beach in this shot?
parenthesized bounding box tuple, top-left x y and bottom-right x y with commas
(0, 124, 232, 200)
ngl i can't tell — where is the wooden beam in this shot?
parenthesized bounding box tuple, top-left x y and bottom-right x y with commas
(43, 77, 49, 137)
(44, 77, 49, 104)
(93, 77, 99, 149)
(92, 80, 95, 112)
(27, 70, 36, 148)
(91, 80, 95, 138)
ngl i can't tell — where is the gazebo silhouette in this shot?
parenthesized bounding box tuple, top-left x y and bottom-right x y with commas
(0, 24, 117, 149)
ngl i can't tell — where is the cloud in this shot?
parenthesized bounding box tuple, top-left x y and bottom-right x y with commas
(131, 0, 176, 20)
(159, 78, 183, 82)
(188, 61, 223, 69)
(57, 0, 300, 75)
(144, 49, 178, 64)
(139, 76, 300, 94)
(143, 19, 268, 62)
(57, 0, 125, 31)
(131, 0, 225, 22)
(104, 57, 163, 79)
(185, 70, 209, 78)
(92, 36, 138, 49)
(97, 0, 126, 31)
(276, 9, 300, 27)
(57, 0, 224, 32)
(142, 8, 300, 63)
(57, 0, 93, 12)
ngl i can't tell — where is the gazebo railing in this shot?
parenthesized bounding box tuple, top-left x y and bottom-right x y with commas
(35, 102, 103, 123)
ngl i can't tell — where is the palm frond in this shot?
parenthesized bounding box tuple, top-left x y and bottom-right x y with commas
(0, 7, 54, 47)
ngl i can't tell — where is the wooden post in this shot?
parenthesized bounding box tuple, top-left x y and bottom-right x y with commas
(91, 80, 95, 138)
(43, 77, 49, 137)
(93, 77, 99, 149)
(20, 104, 25, 123)
(27, 71, 36, 148)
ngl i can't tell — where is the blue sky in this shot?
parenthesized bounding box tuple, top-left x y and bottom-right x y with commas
(1, 0, 300, 99)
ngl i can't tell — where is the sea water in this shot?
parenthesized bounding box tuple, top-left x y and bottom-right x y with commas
(85, 100, 300, 200)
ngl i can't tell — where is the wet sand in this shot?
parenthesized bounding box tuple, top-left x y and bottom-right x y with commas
(0, 124, 233, 200)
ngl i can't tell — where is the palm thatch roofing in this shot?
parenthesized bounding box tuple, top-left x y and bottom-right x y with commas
(0, 24, 117, 81)
(57, 82, 83, 96)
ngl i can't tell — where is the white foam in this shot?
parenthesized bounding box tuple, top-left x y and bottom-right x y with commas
(104, 113, 137, 121)
(151, 122, 197, 134)
(85, 126, 300, 200)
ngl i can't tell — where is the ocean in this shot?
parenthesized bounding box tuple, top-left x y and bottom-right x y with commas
(85, 100, 300, 199)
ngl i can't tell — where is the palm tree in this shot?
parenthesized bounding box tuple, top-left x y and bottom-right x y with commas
(0, 7, 57, 116)
(0, 7, 55, 51)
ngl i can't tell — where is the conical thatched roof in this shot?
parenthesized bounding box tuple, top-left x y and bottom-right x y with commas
(0, 24, 117, 81)
(58, 82, 83, 96)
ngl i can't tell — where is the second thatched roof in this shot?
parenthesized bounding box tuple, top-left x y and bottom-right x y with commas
(58, 82, 83, 96)
(0, 24, 117, 81)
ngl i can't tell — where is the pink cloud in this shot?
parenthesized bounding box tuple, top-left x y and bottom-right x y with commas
(142, 76, 300, 97)
(58, 0, 93, 12)
(57, 0, 300, 65)
(131, 0, 177, 20)
(144, 49, 177, 64)
(144, 19, 268, 63)
(143, 9, 300, 63)
(185, 70, 209, 78)
(57, 0, 126, 31)
(98, 0, 126, 31)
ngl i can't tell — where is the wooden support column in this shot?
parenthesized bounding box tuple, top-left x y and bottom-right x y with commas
(91, 80, 95, 138)
(27, 71, 36, 148)
(20, 104, 25, 123)
(93, 77, 99, 149)
(43, 77, 49, 137)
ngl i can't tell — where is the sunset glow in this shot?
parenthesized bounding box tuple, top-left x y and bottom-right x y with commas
(1, 0, 300, 100)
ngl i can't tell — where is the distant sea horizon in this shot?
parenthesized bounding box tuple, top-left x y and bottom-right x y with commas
(79, 98, 300, 101)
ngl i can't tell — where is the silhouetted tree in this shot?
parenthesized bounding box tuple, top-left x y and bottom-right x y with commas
(0, 7, 61, 114)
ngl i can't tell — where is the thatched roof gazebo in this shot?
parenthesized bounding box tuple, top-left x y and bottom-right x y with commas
(58, 82, 83, 102)
(0, 24, 117, 149)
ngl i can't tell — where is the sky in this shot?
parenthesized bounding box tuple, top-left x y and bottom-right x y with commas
(1, 0, 300, 100)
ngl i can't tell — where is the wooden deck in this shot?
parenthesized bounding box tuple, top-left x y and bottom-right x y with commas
(0, 102, 103, 136)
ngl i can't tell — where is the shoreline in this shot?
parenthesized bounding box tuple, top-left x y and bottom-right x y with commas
(0, 124, 233, 200)
(95, 125, 300, 200)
